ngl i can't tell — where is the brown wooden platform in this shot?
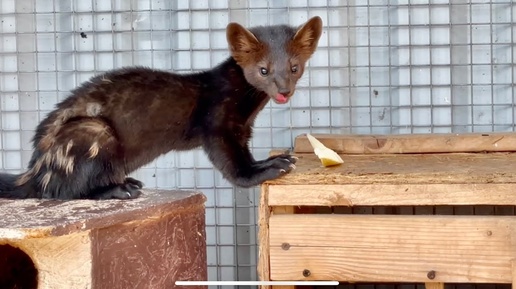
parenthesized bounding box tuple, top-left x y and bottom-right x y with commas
(0, 190, 207, 289)
(258, 133, 516, 289)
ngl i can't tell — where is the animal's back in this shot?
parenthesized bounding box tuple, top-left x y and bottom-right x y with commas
(35, 67, 203, 171)
(13, 67, 205, 199)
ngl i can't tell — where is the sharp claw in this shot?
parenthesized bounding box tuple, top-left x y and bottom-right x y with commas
(279, 169, 286, 173)
(289, 164, 296, 169)
(281, 158, 290, 162)
(126, 192, 131, 198)
(291, 156, 299, 160)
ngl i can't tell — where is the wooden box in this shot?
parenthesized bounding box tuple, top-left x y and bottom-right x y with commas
(0, 190, 207, 289)
(258, 133, 516, 289)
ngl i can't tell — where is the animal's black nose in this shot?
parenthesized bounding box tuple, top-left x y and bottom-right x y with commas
(278, 89, 291, 96)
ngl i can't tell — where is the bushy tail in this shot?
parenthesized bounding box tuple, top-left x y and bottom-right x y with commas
(0, 173, 28, 199)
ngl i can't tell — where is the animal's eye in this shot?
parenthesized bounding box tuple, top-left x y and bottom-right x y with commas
(260, 67, 269, 76)
(291, 65, 298, 73)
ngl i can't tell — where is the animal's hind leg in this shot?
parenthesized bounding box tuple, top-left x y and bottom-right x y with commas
(22, 117, 143, 200)
(91, 178, 143, 200)
(91, 177, 144, 199)
(124, 177, 144, 190)
(63, 118, 144, 199)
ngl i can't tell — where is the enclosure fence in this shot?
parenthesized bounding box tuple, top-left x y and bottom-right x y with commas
(0, 0, 514, 288)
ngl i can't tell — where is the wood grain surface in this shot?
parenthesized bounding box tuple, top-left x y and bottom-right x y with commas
(269, 214, 516, 283)
(294, 133, 516, 154)
(265, 153, 516, 185)
(0, 190, 206, 238)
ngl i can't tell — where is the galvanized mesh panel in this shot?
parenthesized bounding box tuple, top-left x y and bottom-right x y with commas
(0, 0, 514, 288)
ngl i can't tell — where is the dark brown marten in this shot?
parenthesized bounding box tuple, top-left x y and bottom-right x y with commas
(0, 17, 323, 199)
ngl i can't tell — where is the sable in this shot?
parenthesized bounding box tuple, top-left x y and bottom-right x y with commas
(0, 17, 323, 200)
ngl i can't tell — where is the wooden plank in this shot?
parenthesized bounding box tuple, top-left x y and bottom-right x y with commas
(272, 206, 295, 214)
(265, 153, 516, 185)
(270, 206, 295, 289)
(269, 214, 516, 283)
(268, 184, 516, 206)
(425, 283, 444, 289)
(294, 133, 516, 154)
(258, 185, 272, 289)
(512, 259, 516, 289)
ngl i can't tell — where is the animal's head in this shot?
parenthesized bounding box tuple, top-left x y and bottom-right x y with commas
(226, 16, 323, 104)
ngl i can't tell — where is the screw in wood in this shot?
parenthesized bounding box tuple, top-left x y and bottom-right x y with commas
(281, 243, 290, 250)
(427, 270, 436, 280)
(302, 269, 311, 277)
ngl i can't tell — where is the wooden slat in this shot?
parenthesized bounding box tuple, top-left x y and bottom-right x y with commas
(269, 214, 516, 283)
(265, 153, 516, 185)
(270, 206, 295, 289)
(294, 133, 516, 154)
(258, 185, 272, 289)
(272, 206, 295, 214)
(512, 259, 516, 289)
(425, 283, 444, 289)
(268, 184, 516, 206)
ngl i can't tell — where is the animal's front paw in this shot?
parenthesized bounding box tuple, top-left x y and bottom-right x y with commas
(269, 154, 297, 171)
(257, 154, 298, 179)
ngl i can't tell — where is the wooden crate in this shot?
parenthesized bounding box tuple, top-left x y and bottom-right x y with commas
(258, 133, 516, 289)
(0, 190, 207, 289)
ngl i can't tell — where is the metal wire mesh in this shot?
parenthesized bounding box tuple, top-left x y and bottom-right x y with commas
(0, 0, 515, 288)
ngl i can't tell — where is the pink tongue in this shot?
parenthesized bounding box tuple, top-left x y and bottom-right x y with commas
(275, 93, 288, 103)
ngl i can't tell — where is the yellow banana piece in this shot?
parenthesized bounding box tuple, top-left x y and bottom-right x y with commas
(306, 134, 344, 167)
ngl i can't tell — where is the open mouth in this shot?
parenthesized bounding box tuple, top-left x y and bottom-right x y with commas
(272, 93, 290, 104)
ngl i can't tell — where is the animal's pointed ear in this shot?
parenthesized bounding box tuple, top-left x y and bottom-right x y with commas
(292, 16, 323, 59)
(226, 22, 262, 65)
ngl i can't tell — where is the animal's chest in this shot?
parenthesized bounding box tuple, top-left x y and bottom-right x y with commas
(200, 88, 268, 140)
